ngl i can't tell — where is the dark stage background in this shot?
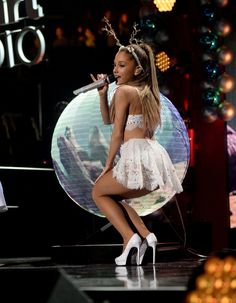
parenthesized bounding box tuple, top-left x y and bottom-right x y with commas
(0, 0, 235, 257)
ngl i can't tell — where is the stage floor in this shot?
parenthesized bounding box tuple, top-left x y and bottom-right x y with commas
(0, 246, 205, 303)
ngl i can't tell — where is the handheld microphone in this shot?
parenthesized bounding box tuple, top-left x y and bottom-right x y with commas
(73, 74, 116, 95)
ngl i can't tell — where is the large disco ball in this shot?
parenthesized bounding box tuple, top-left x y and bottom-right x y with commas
(51, 82, 190, 217)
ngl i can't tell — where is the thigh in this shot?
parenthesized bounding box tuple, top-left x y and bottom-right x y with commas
(93, 170, 151, 199)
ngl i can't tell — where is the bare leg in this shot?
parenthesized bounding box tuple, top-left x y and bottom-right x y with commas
(92, 170, 152, 246)
(119, 202, 150, 239)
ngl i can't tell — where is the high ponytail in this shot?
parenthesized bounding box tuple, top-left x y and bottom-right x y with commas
(133, 43, 161, 136)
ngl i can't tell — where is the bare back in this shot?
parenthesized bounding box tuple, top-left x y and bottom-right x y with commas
(123, 86, 147, 142)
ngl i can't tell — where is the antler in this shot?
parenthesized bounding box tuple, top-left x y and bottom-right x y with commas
(129, 23, 142, 45)
(102, 16, 122, 47)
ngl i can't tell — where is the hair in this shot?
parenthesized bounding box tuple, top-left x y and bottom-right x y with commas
(110, 43, 161, 137)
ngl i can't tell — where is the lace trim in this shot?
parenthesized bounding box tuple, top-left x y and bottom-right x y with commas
(125, 114, 143, 131)
(112, 138, 183, 192)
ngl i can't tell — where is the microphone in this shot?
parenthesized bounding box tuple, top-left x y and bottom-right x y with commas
(73, 74, 116, 95)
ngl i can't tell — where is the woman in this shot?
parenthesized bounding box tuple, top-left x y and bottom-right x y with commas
(91, 23, 183, 266)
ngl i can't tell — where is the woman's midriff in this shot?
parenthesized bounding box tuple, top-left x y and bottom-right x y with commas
(123, 128, 147, 143)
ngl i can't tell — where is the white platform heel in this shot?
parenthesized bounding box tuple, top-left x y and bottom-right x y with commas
(139, 233, 158, 265)
(115, 233, 141, 266)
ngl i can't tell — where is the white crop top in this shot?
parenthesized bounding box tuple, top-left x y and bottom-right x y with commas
(125, 114, 143, 131)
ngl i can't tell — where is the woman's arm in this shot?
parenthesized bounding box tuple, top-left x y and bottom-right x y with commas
(99, 93, 111, 125)
(90, 73, 111, 125)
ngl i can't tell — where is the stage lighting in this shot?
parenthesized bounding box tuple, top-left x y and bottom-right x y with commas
(217, 46, 233, 65)
(155, 51, 170, 72)
(185, 252, 236, 303)
(215, 19, 232, 37)
(218, 73, 235, 94)
(218, 101, 236, 122)
(203, 107, 218, 123)
(153, 0, 176, 12)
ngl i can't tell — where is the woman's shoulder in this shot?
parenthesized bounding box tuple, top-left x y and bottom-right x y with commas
(115, 85, 139, 97)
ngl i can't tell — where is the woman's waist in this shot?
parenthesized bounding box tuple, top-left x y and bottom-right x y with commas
(122, 137, 155, 145)
(124, 129, 150, 142)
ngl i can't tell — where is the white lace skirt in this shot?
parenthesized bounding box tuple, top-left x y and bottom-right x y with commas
(112, 138, 183, 193)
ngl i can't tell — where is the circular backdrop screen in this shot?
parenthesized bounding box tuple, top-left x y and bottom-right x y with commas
(51, 82, 190, 217)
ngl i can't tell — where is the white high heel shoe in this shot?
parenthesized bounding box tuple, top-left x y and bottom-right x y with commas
(115, 233, 141, 266)
(139, 233, 158, 265)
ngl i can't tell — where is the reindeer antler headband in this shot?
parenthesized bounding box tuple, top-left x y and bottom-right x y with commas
(102, 17, 144, 70)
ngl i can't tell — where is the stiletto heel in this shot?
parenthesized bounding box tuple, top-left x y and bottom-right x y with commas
(150, 242, 156, 264)
(139, 233, 158, 265)
(115, 233, 141, 266)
